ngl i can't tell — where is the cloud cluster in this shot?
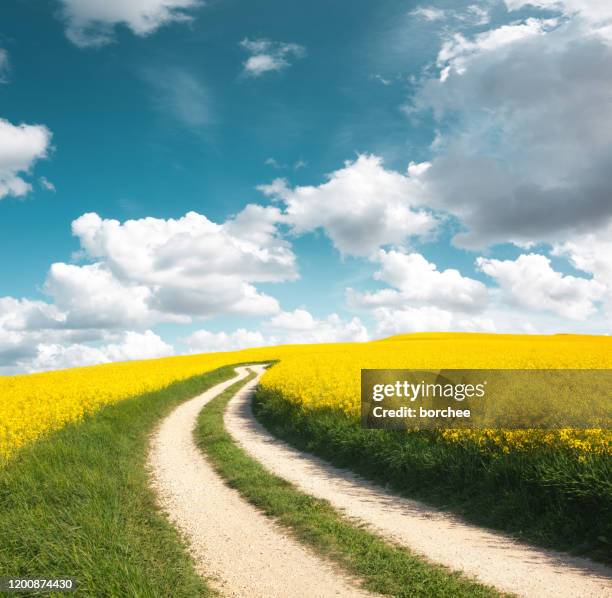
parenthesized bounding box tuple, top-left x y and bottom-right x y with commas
(183, 308, 368, 353)
(372, 306, 495, 336)
(407, 2, 612, 249)
(349, 250, 488, 312)
(58, 0, 201, 47)
(4, 0, 612, 373)
(0, 118, 52, 200)
(240, 38, 306, 76)
(0, 295, 173, 373)
(65, 208, 295, 321)
(258, 155, 435, 257)
(24, 330, 173, 373)
(477, 254, 605, 320)
(347, 248, 606, 334)
(0, 207, 298, 372)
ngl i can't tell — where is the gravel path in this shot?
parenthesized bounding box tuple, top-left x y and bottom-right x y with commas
(225, 373, 612, 598)
(148, 365, 374, 598)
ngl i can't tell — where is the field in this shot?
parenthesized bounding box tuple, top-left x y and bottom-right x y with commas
(254, 334, 612, 561)
(0, 367, 238, 596)
(1, 332, 611, 564)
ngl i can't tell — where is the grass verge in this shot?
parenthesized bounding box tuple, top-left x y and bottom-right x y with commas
(253, 387, 612, 564)
(195, 370, 501, 598)
(0, 365, 241, 597)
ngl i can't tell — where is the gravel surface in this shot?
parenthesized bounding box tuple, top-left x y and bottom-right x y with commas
(225, 370, 612, 598)
(148, 365, 374, 598)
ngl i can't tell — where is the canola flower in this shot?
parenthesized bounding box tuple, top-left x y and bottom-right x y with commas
(259, 333, 612, 458)
(1, 333, 611, 462)
(0, 349, 272, 461)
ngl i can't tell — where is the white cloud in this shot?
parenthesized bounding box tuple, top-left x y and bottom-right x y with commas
(477, 253, 605, 320)
(184, 328, 266, 353)
(410, 6, 446, 21)
(407, 7, 612, 249)
(24, 330, 173, 373)
(0, 118, 52, 201)
(240, 38, 306, 76)
(265, 309, 369, 343)
(258, 155, 435, 257)
(410, 4, 491, 27)
(373, 306, 496, 336)
(552, 223, 612, 321)
(0, 204, 297, 372)
(182, 309, 369, 354)
(504, 0, 612, 23)
(349, 250, 488, 312)
(67, 208, 294, 321)
(463, 5, 491, 26)
(552, 224, 612, 288)
(435, 18, 555, 81)
(0, 297, 175, 372)
(265, 157, 282, 169)
(44, 262, 166, 329)
(142, 67, 211, 128)
(58, 0, 201, 47)
(0, 49, 9, 83)
(39, 177, 56, 192)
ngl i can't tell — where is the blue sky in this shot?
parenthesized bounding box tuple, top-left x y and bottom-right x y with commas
(1, 0, 611, 372)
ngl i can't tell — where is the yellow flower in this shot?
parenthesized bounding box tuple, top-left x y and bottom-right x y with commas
(1, 332, 611, 462)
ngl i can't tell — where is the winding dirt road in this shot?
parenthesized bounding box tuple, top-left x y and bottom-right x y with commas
(224, 368, 612, 598)
(148, 365, 373, 598)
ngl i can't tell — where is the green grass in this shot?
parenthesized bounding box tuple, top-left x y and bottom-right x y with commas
(253, 387, 612, 564)
(195, 371, 502, 598)
(0, 365, 242, 597)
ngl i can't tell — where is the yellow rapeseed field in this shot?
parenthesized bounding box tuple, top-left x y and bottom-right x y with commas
(260, 333, 612, 457)
(1, 333, 610, 462)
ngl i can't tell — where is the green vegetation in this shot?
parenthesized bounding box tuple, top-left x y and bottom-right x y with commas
(253, 387, 612, 564)
(195, 371, 501, 598)
(0, 366, 241, 597)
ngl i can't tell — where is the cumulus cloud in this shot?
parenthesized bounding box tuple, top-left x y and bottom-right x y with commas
(0, 295, 175, 373)
(265, 309, 369, 343)
(373, 306, 496, 336)
(477, 253, 605, 320)
(183, 308, 369, 353)
(44, 262, 165, 329)
(0, 204, 298, 372)
(67, 208, 295, 321)
(258, 155, 435, 257)
(551, 222, 612, 322)
(552, 224, 612, 289)
(240, 38, 306, 76)
(58, 0, 201, 47)
(406, 4, 612, 249)
(0, 298, 64, 367)
(349, 250, 488, 312)
(0, 118, 52, 201)
(184, 328, 266, 353)
(23, 330, 173, 373)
